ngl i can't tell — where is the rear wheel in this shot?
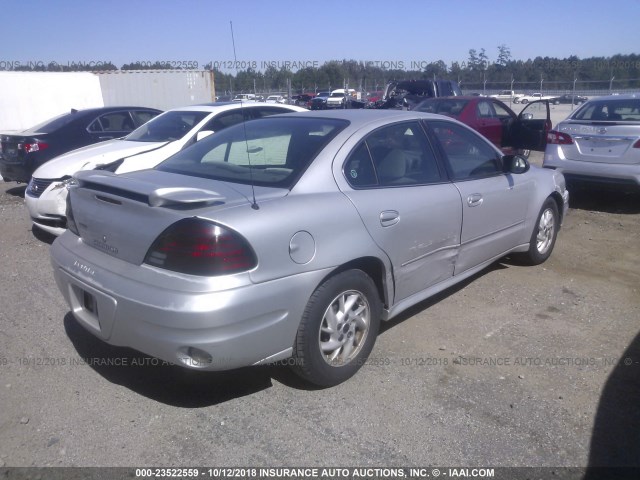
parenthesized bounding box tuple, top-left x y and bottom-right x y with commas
(291, 269, 382, 387)
(517, 198, 559, 265)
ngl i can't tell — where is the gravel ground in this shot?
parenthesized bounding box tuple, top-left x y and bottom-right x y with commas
(1, 104, 639, 476)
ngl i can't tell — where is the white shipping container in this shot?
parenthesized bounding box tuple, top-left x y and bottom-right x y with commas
(0, 70, 216, 132)
(97, 70, 216, 111)
(0, 72, 104, 132)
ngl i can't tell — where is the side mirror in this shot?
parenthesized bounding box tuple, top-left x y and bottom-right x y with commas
(521, 113, 534, 120)
(196, 130, 214, 142)
(503, 154, 530, 174)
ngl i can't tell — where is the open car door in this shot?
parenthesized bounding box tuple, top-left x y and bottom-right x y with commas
(509, 100, 551, 151)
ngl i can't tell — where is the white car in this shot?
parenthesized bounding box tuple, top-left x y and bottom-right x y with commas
(265, 95, 286, 104)
(25, 102, 306, 235)
(326, 89, 357, 108)
(489, 90, 518, 101)
(514, 93, 555, 104)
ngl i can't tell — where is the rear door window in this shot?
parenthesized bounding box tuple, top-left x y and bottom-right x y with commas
(344, 122, 443, 188)
(88, 112, 137, 132)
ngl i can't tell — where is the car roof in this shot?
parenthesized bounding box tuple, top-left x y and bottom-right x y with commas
(272, 109, 442, 125)
(167, 102, 298, 113)
(590, 93, 640, 101)
(57, 106, 161, 116)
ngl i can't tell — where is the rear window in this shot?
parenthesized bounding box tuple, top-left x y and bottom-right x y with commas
(22, 111, 81, 134)
(156, 117, 348, 189)
(126, 111, 210, 142)
(414, 99, 469, 115)
(571, 99, 640, 122)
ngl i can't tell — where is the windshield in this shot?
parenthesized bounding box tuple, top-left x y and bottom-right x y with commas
(125, 111, 209, 142)
(156, 117, 348, 189)
(571, 99, 640, 122)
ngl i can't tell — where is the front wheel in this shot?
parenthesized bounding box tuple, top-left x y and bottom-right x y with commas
(517, 198, 559, 265)
(291, 269, 382, 387)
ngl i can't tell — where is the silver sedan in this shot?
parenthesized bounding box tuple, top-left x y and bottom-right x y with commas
(543, 93, 640, 190)
(50, 110, 569, 387)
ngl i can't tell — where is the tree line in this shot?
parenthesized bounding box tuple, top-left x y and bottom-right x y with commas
(4, 49, 639, 93)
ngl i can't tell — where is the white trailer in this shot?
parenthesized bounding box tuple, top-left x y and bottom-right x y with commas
(0, 70, 216, 131)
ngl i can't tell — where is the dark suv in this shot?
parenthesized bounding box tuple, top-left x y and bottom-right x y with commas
(1, 106, 161, 183)
(371, 79, 462, 110)
(309, 92, 332, 110)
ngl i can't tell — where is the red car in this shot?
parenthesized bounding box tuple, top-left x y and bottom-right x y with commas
(413, 96, 551, 154)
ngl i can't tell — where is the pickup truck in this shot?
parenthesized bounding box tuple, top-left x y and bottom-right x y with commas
(325, 89, 368, 109)
(514, 92, 555, 104)
(490, 90, 518, 101)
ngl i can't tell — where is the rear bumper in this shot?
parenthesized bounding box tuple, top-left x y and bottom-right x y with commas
(0, 160, 30, 183)
(543, 153, 640, 188)
(50, 233, 330, 371)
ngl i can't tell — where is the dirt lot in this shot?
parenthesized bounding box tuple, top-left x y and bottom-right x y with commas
(1, 105, 639, 477)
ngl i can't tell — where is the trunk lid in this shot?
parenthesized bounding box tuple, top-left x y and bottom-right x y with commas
(557, 121, 640, 164)
(69, 169, 288, 266)
(1, 133, 50, 163)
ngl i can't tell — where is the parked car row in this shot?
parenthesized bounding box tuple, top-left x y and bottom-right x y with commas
(15, 102, 306, 235)
(0, 107, 162, 183)
(489, 91, 588, 106)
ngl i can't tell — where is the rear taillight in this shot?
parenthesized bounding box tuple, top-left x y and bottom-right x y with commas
(546, 130, 573, 145)
(633, 139, 640, 148)
(20, 141, 49, 153)
(144, 218, 257, 276)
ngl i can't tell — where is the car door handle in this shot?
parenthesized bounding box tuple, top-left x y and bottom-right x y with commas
(380, 210, 400, 227)
(98, 136, 114, 140)
(467, 194, 483, 207)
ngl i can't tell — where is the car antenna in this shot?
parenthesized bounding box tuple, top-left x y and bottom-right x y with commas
(230, 20, 259, 210)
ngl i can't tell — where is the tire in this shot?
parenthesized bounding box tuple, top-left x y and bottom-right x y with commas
(517, 198, 559, 265)
(520, 98, 529, 104)
(291, 269, 382, 387)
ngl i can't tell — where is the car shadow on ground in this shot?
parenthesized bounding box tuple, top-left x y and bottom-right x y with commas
(31, 226, 56, 244)
(5, 184, 26, 198)
(568, 187, 640, 214)
(63, 313, 275, 406)
(584, 329, 640, 478)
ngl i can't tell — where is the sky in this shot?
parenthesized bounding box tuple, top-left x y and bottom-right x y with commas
(1, 0, 639, 73)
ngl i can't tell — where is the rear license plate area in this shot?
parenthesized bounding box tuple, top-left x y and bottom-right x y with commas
(83, 290, 98, 315)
